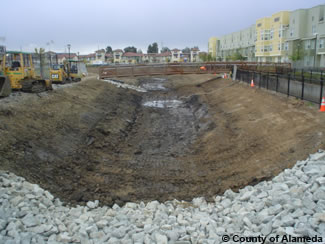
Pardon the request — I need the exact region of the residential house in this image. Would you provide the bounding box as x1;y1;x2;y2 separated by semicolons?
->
105;53;113;63
113;49;123;63
190;48;200;62
171;49;181;62
79;53;96;63
56;53;78;64
94;49;106;64
121;52;144;64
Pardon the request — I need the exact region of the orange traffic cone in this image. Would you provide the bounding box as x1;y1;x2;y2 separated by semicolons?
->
320;97;325;112
250;79;255;87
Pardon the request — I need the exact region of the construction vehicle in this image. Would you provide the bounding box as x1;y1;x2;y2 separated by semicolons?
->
0;46;11;97
0;49;52;97
49;59;87;84
49;63;69;84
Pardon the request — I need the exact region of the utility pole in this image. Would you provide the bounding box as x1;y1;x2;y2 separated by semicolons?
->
67;44;71;77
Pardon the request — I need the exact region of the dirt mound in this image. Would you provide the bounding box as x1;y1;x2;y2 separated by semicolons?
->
1;74;325;206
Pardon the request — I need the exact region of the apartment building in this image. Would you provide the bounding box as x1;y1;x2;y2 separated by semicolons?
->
208;37;218;58
209;3;325;67
255;11;290;62
218;25;256;61
284;4;325;67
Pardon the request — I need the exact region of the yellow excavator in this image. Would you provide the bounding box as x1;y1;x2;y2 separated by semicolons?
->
0;48;52;97
50;59;87;84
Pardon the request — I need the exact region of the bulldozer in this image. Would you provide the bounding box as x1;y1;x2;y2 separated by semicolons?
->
0;48;52;97
49;59;87;84
0;45;11;97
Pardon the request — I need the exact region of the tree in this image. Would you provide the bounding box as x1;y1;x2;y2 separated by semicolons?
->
137;49;143;54
289;42;304;62
231;51;245;61
182;47;191;54
200;53;216;62
161;47;170;53
124;46;137;53
199;52;208;62
106;46;113;53
34;47;45;54
147;42;158;53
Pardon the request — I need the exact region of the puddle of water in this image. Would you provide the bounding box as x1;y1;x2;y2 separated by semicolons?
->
143;100;183;108
101;78;147;92
141;83;166;91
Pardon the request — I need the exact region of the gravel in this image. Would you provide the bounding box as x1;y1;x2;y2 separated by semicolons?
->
1;150;325;243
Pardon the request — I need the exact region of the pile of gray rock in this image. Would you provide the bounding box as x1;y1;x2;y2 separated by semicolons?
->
1;151;325;243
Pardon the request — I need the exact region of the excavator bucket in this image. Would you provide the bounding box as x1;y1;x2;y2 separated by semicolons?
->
0;76;12;97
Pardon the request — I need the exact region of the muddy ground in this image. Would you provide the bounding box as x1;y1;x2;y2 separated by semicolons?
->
1;73;325;206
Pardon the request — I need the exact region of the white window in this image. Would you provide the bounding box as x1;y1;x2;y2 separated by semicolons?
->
264;30;269;40
312;25;317;35
269;45;273;52
290;29;294;37
320;39;324;49
278;43;281;51
285;42;288;50
261;46;263;52
261;31;264;40
279;28;283;38
270;29;274;40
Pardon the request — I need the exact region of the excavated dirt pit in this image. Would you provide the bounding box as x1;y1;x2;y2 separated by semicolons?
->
1;74;325;206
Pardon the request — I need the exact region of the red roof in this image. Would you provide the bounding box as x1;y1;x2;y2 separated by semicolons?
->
57;53;77;59
191;48;199;51
105;53;113;57
79;53;95;58
156;52;172;57
122;52;144;57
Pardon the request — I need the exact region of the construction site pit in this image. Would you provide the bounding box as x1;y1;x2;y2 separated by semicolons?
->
1;72;325;207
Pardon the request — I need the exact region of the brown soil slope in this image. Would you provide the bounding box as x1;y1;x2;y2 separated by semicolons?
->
0;74;324;206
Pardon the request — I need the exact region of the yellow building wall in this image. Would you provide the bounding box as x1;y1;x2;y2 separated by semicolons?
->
255;11;289;62
208;37;218;58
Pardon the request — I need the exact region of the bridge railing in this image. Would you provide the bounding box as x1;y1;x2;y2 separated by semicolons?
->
99;62;292;79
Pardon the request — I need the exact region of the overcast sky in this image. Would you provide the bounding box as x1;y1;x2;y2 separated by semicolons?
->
2;0;324;54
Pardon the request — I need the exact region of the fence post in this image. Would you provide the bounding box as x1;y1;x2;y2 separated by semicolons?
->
259;71;261;88
320;77;324;108
293;68;296;81
266;72;269;90
287;74;291;97
301;70;305;100
276;74;279;92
